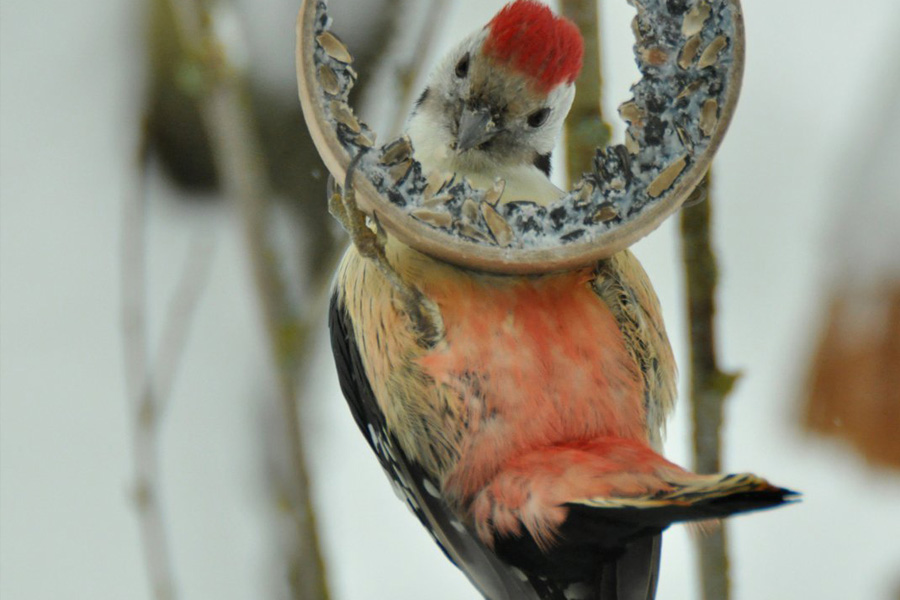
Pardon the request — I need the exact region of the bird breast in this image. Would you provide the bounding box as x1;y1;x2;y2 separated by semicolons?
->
413;264;649;502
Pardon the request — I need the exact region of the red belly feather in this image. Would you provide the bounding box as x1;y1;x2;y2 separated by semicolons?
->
416;267;647;502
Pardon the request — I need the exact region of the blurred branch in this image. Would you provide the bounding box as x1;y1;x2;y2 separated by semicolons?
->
679;171;740;600
122;122;177;600
164;1;331;598
121;120;216;600
560;0;612;187
122;123;151;419
804;286;900;468
387;0;451;137
146;0;218;189
563;4;736;597
154;233;217;410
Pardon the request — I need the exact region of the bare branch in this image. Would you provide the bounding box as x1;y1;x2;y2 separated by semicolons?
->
128;223;214;600
152;231;216;413
562;6;735;598
122;121;180;600
359;0;452;139
165;1;331;597
122;121;151;406
679;171;740;600
387;0;451;137
560;0;612;187
122;120;200;600
122;108;218;600
131;422;177;600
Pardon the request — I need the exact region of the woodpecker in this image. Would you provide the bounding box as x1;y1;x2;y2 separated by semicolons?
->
329;2;794;599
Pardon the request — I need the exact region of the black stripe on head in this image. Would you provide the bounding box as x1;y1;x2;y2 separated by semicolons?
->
533;152;552;177
415;87;430;110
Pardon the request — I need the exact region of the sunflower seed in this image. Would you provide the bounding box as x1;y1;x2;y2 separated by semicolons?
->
612;145;633;178
648;156;688;198
641;46;669;66
700;99;718;137
388;158;413;182
481;202;513;247
457;222;492;243
330;101;361;133
676;80;703;100
380;136;413;165
618;101;644;125
411;208;452;228
461;198;480;223
422;193;453;209
697;35;728;69
609;177;626;191
592;203;619;222
574;181;595;207
424;172;454;199
357;129;376;148
317;64;341;96
682;2;711;37
483;179;506;206
675;123;694;152
625;130;640;154
631;16;645;44
316;31;353;64
678;35;702;69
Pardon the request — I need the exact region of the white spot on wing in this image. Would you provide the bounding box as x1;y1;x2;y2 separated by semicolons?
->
390;479;406;502
564;583;591;599
423;479;441;498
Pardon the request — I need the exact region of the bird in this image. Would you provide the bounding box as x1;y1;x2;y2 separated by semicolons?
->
328;2;795;598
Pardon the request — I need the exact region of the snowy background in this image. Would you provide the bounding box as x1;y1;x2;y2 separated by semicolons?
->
2;0;900;599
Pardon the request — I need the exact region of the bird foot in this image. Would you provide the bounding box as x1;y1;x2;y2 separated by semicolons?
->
327;153;386;262
329;153;444;347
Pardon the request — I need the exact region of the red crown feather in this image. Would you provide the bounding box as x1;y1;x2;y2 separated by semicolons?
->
484;0;584;93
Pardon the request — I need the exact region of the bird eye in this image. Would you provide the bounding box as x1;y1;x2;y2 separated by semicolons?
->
455;53;470;78
527;108;551;128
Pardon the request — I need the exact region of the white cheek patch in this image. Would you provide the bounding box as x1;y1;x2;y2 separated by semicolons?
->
407;109;453;167
528;84;575;155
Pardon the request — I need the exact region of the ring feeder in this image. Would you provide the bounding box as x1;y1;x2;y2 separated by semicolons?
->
296;0;745;274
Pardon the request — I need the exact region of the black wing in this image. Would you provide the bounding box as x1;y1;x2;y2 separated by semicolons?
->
329;291;546;600
492;510;662;600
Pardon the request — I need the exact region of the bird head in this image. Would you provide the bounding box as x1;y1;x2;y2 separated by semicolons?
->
408;1;584;175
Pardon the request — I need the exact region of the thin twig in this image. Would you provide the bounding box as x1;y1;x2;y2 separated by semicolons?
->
560;0;612;187
122;121;179;600
679;171;740;600
152;232;217;411
563;6;735;598
123;122;151;408
387;0;451;137
132;228;215;600
122;118;217;600
166;1;331;598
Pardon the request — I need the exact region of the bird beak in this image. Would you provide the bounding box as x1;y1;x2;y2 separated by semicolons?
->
455;106;498;153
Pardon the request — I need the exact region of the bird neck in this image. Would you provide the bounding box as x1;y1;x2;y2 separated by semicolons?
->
406;112;564;207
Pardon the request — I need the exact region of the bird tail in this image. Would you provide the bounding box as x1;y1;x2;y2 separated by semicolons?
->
474;437;797;599
472;437;796;550
568;470;796;600
571;470;797;521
